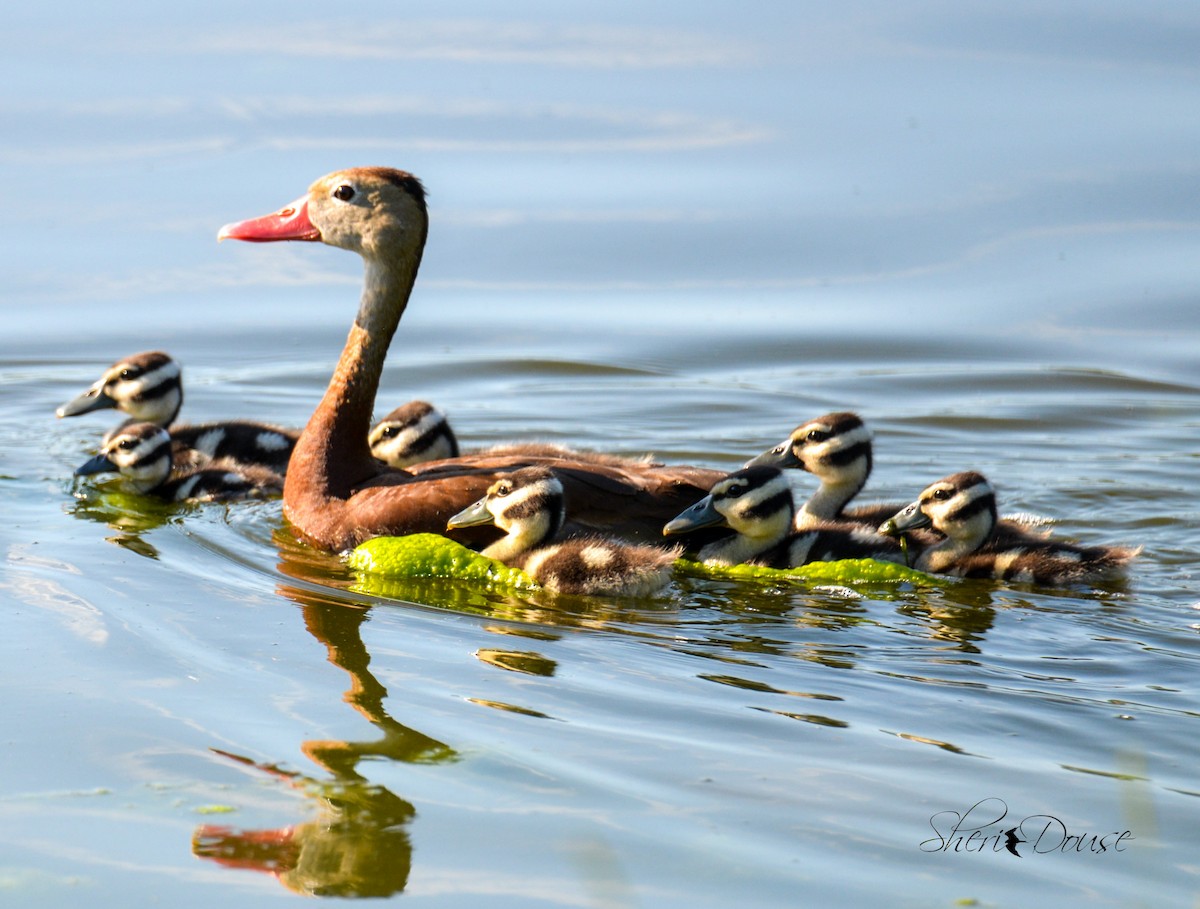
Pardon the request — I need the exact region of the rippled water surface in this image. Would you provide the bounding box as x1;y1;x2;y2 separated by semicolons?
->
3;2;1200;907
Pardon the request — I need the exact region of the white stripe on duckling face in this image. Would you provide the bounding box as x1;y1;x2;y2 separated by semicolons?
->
792;415;872;473
369;406;451;466
104;358;182;425
918;475;994;539
101;424;173;492
478;470;564;562
711;469;794;540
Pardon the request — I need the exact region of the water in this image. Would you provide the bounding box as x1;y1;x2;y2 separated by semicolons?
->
3;2;1200;906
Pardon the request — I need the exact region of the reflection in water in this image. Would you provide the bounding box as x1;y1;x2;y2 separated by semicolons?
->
193;752;417;898
193;574;458;898
67;484;181;558
475;648;558;676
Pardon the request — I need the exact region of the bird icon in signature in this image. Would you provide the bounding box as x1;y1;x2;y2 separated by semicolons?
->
1003;826;1024;857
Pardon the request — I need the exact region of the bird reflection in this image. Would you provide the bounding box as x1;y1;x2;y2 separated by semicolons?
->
192;569;457;898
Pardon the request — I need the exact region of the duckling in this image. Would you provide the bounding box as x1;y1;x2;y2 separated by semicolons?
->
57;350;299;473
446;466;679;596
370;401;664;471
745;412;908;529
74;422;283;503
879;471;1137;584
369;400;460;467
663;465;906;568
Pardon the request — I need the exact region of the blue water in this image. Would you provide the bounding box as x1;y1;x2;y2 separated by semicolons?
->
2;2;1199;907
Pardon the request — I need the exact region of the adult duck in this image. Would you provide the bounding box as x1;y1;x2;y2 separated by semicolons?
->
219;167;721;551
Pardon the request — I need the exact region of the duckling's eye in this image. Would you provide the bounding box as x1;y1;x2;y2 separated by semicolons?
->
495;483;511;497
117;438;137;450
931;488;951;501
806;430;829;443
380;426;399;439
119;367;141;380
725;484;745;498
332;184;356;202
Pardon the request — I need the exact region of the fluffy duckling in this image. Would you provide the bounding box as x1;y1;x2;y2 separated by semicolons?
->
446;466;679;596
57;350;298;473
663;465;906;568
879;471;1137;584
74;422;283;502
369;400;460;467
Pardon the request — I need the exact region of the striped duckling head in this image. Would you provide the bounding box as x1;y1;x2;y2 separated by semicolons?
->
881;471;997;552
746;411;873;522
369;400;460;468
74;421;173;494
664;465;794;547
57;351;183;428
447;466;564;561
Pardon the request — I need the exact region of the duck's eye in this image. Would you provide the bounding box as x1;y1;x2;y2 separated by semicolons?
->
117;438;137;450
119;367;139;380
931;488;951;500
724;484;745;498
806;430;829;443
495;483;511;497
380;426;399;439
332;184;355;202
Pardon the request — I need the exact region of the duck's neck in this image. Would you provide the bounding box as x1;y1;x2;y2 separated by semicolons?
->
797;476;863;527
482;511;555;562
286;256;418;503
916;512;995;573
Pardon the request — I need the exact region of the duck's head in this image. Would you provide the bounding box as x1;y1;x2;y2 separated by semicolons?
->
75;421;173;493
747;411;873;485
663;465;793;540
447;466;565;544
57;350;182;427
369;400;459;468
880;471;996;543
218;167;428;263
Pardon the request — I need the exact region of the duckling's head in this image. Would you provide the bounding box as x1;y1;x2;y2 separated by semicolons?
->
447;466;565;546
56;351;182;427
881;471;997;545
74;422;173;494
664;465;794;542
747;412;873;486
369;400;459;468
